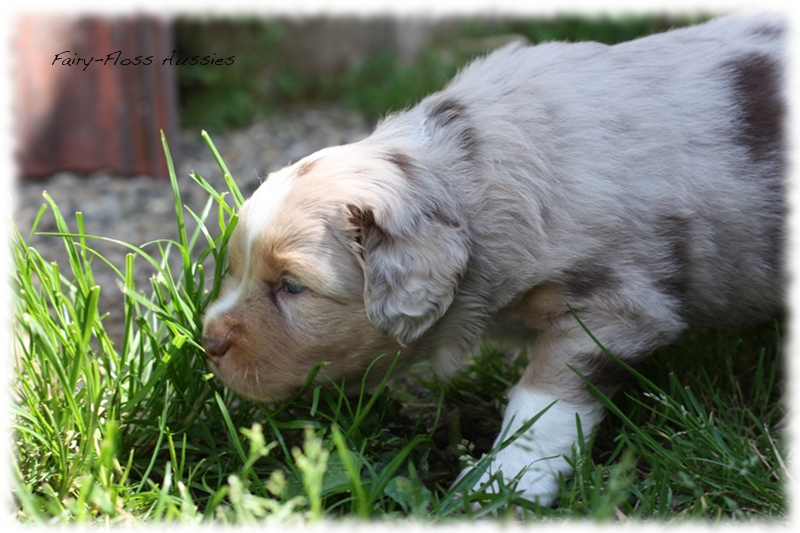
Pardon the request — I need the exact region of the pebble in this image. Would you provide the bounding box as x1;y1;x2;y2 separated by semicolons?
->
12;107;373;343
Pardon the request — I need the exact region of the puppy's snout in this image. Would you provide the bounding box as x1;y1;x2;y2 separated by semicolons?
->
202;334;231;363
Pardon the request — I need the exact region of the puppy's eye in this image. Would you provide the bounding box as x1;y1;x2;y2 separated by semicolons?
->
283;280;307;295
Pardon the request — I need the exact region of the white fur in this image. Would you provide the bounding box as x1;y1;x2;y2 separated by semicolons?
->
202;283;243;324
244;166;296;250
203;165;298;323
462;386;605;506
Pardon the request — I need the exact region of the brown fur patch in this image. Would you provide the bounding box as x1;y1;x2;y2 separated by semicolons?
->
294;158;320;178
564;265;618;300
498;283;570;332
384;150;415;179
427;97;480;159
725;53;785;165
428;97;466;127
653;215;692;312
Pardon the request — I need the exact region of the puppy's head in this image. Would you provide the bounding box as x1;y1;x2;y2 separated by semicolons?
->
201;143;470;404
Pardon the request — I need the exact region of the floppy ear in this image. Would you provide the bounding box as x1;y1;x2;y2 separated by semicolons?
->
343;196;470;346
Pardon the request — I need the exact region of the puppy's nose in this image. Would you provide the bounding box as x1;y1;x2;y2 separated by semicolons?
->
202;335;231;362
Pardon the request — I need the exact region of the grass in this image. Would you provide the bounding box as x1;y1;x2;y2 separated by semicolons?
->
10;132;786;524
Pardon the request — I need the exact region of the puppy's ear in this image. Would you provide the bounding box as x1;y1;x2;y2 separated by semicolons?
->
344;197;469;346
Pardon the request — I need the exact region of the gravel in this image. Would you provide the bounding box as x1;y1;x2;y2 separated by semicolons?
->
12;107;373;342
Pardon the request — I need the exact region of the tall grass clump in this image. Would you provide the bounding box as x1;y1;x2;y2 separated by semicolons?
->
10;132;463;524
10;132;787;524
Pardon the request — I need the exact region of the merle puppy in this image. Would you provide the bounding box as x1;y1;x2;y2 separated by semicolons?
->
202;15;785;505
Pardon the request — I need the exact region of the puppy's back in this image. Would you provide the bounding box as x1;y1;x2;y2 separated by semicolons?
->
416;15;786;328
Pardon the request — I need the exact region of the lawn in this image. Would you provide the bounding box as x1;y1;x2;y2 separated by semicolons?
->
10;132;786;524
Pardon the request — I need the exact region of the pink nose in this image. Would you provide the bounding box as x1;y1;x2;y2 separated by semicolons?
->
202;335;231;363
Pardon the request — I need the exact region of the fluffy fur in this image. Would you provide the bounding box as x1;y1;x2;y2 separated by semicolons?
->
202;14;785;505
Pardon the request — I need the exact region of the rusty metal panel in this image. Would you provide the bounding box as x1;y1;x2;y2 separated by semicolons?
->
15;16;179;179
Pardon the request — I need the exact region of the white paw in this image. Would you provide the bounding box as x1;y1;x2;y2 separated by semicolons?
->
456;440;569;507
456;386;605;507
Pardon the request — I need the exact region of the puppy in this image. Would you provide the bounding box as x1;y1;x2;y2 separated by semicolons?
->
202;15;785;506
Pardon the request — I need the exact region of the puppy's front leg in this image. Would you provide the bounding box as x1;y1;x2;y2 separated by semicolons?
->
462;289;683;506
465;383;604;507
